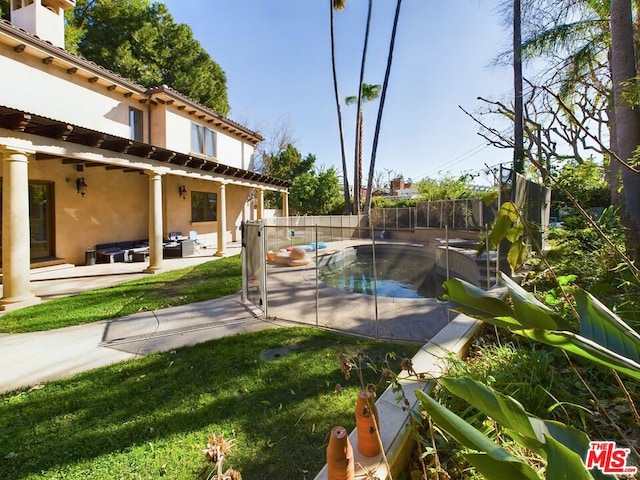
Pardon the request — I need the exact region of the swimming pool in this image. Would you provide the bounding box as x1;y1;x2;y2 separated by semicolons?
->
318;244;444;299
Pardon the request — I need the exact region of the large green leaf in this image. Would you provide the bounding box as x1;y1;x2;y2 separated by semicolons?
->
464;453;542;480
574;288;640;363
441;377;540;442
415;390;541;480
442;377;599;468
441;279;515;320
507;239;529;271
490;214;515;246
506;223;525;242
545;434;596;480
519;329;640;381
540;420;613;480
500;273;571;330
498;201;519;221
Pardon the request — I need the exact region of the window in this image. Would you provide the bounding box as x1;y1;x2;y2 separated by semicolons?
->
129;107;143;141
191;123;216;157
13;0;34;10
191;191;217;222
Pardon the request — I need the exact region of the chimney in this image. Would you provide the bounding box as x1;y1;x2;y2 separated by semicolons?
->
10;0;76;48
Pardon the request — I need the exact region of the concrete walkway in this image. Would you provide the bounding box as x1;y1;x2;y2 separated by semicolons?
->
0;243;287;394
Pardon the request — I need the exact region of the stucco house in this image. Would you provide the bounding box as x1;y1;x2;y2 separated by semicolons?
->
0;0;290;311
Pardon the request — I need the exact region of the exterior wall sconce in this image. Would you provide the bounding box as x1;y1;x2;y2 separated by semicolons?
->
179;185;187;199
76;177;88;197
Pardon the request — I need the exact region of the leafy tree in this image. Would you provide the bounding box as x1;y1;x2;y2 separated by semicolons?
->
0;0;8;20
518;0;617;201
65;0;230;115
262;144;315;182
289;167;341;215
416;175;472;201
262;144;341;214
553;159;610;212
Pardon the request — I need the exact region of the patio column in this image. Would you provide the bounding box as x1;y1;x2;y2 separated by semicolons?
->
281;191;289;217
144;170;164;273
0;147;40;311
215;181;227;256
256;187;264;220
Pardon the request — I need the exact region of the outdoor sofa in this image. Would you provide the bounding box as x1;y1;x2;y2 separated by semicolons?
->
95;240;149;263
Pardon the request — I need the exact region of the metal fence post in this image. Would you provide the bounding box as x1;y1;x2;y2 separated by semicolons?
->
261;222;269;318
485;225;490;290
315;224;319;327
452;200;456;229
371;223;379;340
465;199;469;230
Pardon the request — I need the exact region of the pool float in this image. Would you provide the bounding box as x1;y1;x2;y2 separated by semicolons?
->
284;242;328;252
287;246;312;266
269;247;312;266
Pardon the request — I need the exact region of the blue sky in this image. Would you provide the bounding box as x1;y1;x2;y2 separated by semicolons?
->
162;0;515;186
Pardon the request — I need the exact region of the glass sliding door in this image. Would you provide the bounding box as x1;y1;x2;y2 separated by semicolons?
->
28;182;54;260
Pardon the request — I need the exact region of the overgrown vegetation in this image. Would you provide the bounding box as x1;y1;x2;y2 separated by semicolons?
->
401;197;640;479
0;327;418;479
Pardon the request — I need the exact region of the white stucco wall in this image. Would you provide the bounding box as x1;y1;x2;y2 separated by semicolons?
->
0;48;141;138
161;109;253;169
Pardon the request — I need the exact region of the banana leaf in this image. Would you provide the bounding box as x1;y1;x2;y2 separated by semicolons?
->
442;377;605;477
415;390;541;480
574;288;640;364
545;434;596;480
500;272;571;330
519;329;640;381
441;279;515;322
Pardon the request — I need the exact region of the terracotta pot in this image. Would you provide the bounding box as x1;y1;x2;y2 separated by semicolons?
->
326;425;355;480
355;390;381;457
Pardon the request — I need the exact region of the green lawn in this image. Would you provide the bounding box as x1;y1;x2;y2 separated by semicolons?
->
0;327;418;479
0;256;243;333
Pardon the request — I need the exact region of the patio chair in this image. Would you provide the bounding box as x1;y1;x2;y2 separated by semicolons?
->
188;230;201;249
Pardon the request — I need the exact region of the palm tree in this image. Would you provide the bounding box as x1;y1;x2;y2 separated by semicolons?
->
351;0;374;216
520;0;615;201
330;0;352;214
363;0;403;216
610;0;640;259
513;0;524;176
346;83;381;215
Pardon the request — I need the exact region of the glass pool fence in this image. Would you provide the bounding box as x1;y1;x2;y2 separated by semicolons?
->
242;199;496;344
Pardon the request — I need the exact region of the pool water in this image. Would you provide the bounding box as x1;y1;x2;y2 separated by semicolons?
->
319;249;444;299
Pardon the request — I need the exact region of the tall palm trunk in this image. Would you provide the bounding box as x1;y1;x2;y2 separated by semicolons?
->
607;97;623;206
356;111;363;208
353;0;373;216
513;0;524;176
364;0;402;216
610;0;640;259
330;0;352;214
